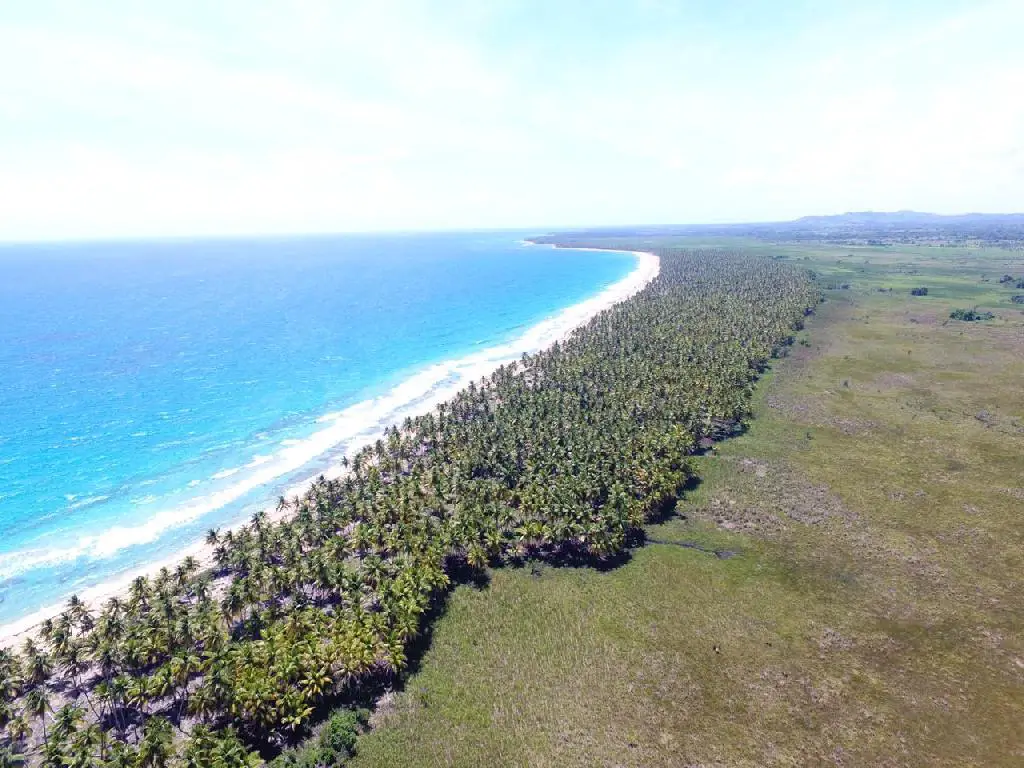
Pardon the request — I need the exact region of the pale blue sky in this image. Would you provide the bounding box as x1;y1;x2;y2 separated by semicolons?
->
1;0;1022;239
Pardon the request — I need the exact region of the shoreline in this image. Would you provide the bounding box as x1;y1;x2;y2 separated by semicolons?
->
0;243;660;648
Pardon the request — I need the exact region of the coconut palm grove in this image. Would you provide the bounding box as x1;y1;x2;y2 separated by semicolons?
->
0;247;819;766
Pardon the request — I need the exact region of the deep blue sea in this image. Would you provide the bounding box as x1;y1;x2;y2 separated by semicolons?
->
0;232;635;626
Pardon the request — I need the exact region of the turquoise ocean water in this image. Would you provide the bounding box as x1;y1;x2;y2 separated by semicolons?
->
0;232;635;626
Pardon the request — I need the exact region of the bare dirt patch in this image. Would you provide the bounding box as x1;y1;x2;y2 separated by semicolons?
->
765;394;878;436
873;372;917;390
695;458;857;535
904;312;944;327
367;691;401;730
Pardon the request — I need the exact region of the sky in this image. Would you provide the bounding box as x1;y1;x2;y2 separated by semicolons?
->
0;0;1022;240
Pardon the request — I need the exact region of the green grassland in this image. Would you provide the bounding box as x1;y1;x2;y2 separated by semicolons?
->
350;241;1024;767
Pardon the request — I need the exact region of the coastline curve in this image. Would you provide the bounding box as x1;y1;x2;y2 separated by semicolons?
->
0;242;660;647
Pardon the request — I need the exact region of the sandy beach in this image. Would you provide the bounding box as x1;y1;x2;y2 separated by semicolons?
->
0;244;660;649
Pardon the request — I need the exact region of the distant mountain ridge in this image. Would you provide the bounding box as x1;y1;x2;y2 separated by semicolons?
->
540;210;1024;246
792;211;1024;227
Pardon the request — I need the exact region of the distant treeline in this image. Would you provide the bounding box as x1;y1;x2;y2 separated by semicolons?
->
540;211;1024;249
0;247;819;767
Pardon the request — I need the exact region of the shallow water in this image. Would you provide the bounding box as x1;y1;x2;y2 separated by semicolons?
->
0;231;635;625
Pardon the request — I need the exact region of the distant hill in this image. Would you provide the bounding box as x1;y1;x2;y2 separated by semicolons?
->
791;211;1024;228
541;211;1024;246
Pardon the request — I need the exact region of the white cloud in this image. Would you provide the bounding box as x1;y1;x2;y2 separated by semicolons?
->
0;0;1021;238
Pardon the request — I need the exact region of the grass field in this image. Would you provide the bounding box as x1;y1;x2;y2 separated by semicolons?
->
350;241;1024;767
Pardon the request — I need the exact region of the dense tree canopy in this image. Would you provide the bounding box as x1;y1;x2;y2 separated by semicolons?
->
0;247;818;766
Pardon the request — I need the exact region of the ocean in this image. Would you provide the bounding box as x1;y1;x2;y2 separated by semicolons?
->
0;232;637;627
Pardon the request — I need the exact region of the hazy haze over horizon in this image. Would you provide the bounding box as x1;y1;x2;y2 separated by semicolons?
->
1;0;1022;240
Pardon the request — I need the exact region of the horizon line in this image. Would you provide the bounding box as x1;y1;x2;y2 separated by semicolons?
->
3;210;1024;246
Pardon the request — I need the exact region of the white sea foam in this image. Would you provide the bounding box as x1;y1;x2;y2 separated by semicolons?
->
66;495;110;512
0;245;659;641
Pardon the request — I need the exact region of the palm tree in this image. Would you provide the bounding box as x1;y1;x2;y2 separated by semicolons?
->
136;717;174;768
104;740;139;768
66;722;104;768
23;688;50;749
5;710;32;747
51;703;85;740
183;726;260;768
0;243;821;759
187;682;219;725
128;576;151;611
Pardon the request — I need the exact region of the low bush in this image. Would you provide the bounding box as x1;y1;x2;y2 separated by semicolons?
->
949;308;995;321
271;709;370;767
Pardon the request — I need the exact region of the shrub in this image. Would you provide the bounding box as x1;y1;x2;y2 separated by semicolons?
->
271;709;369;768
319;709;367;757
910;287;929;296
949;308;995;321
998;274;1015;283
1011;295;1024;305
